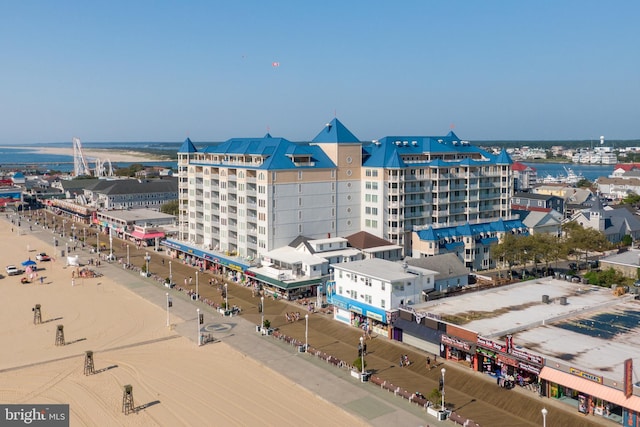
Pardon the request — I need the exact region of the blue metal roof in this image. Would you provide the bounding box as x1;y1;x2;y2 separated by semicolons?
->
416;219;528;242
494;150;513;165
178;137;198;153
198;136;336;170
312;118;360;143
363;133;495;168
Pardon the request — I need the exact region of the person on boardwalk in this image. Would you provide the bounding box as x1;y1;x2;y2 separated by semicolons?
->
427;356;431;370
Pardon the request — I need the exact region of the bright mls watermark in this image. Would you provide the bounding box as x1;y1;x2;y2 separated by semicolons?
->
1;405;69;426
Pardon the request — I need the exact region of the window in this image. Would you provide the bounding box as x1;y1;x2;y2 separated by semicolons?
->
380;299;386;309
381;282;385;291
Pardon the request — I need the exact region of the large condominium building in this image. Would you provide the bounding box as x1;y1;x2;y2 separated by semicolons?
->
176;118;513;263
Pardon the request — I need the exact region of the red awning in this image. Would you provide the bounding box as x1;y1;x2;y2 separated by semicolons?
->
131;230;165;240
540;367;640;410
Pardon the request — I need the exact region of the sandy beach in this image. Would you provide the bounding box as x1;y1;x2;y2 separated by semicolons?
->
3;146;171;163
0;219;368;426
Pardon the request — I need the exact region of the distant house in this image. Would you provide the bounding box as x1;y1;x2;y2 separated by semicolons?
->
596;177;640;200
511;192;564;216
404;253;468;293
345;231;403;261
515;209;563;236
570;197;640;243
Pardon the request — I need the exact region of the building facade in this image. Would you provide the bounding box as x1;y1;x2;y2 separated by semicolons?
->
176;118;513;268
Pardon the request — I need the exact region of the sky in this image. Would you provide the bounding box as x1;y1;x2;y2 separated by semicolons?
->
0;1;639;144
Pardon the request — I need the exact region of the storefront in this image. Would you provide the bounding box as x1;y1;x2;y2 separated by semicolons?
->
441;334;475;366
329;293;390;338
161;238;252;281
475;336;543;389
540;366;640;423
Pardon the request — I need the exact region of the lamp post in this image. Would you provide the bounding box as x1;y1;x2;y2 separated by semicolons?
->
305;314;309;352
196;308;201;346
196;271;199;301
360;336;365;378
65;242;69;257
260;296;264;331
169;261;172;285
224;283;228;312
145;252;150;276
83;227;86;245
166;292;170;327
441;368;446;411
109;229;113;260
62;219;66;237
541;407;548;427
96;232;99;255
127;245;130;266
71;224;76;241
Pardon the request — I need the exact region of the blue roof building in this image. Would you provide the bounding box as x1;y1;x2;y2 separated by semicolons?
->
174;118;514;272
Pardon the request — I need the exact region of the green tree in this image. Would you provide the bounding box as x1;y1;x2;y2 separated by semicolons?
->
160;200;179;216
576;178;593;188
621;192;640;206
563;222;611;265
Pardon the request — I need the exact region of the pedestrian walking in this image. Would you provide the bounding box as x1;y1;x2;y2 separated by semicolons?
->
40;276;44;285
71;278;75;287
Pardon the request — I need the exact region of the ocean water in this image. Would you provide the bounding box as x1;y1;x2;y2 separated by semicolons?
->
0;143;179;173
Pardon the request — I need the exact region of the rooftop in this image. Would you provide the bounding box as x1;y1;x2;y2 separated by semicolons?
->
413;277;639;382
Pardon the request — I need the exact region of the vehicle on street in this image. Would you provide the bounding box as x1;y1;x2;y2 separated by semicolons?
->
6;265;20;276
36;252;51;261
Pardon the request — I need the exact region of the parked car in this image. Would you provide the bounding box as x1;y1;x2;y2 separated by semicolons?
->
5;265;20;276
36;252;51;261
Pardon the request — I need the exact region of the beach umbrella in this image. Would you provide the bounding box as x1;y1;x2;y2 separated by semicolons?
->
22;259;37;267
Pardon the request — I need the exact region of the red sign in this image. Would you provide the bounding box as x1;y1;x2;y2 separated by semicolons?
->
477;336;507;353
625;358;633;398
441;334;472;351
510;347;544;365
497;354;518;367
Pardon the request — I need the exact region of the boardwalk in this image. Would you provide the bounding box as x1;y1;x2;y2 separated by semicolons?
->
34;210;608;427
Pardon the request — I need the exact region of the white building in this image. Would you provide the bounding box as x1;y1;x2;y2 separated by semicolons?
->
327;258;436;333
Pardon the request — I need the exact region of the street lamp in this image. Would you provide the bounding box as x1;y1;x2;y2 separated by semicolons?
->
145;252;150;276
83;227;86;246
127;245;130;266
359;336;365;378
441;368;446;411
166;292;170;327
305;314;309;352
71;224;76;241
224;283;228;313
196;308;201;346
196;271;199;301
260;296;264;331
541;407;548;427
96;232;99;255
169;261;172;285
62;219;66;237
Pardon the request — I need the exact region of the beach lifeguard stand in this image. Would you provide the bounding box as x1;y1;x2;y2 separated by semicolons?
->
84;351;94;376
33;304;42;325
55;324;65;346
122;385;135;415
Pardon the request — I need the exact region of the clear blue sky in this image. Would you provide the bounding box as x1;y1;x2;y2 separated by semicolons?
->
1;1;639;144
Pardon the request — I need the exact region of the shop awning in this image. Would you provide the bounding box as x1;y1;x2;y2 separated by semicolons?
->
131;230;164;239
540;367;640;411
